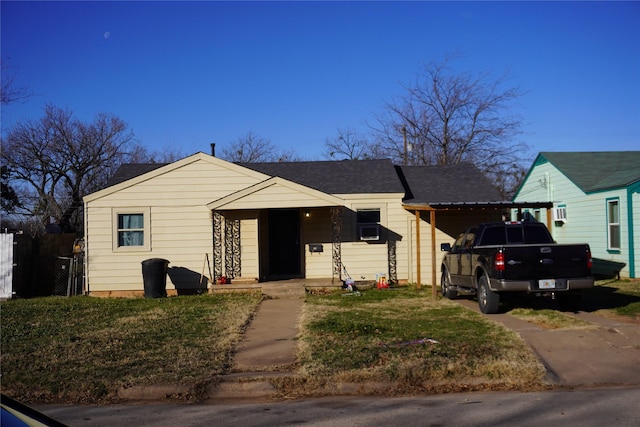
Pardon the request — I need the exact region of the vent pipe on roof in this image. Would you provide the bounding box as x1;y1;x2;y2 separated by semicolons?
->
210;143;216;157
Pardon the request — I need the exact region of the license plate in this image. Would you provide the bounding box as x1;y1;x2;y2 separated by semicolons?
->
539;279;556;289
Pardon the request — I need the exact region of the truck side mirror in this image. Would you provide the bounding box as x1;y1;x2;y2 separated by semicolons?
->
441;243;451;252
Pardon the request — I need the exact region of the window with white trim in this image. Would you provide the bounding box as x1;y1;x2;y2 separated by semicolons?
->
113;208;151;251
607;199;620;250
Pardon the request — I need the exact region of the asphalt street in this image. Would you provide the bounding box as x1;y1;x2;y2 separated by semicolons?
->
37;388;640;427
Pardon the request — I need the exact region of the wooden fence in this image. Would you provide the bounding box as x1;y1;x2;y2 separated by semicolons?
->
4;233;82;298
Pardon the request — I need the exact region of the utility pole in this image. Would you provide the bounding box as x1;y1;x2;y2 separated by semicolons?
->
402;125;407;166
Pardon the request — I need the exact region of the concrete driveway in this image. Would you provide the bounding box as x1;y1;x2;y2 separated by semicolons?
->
455;298;640;387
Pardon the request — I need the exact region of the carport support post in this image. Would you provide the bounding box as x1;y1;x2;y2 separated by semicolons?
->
415;210;421;289
431;209;437;298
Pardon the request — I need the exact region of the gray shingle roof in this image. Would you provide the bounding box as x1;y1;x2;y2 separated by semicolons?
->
107;163;167;187
398;163;502;204
105;157;502;204
241;159;406;194
539;151;640;192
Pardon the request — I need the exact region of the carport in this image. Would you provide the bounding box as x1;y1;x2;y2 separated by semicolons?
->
403;201;554;296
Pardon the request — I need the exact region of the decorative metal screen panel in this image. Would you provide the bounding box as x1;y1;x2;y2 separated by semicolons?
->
331;207;342;282
213;211;223;280
387;239;397;283
224;218;241;278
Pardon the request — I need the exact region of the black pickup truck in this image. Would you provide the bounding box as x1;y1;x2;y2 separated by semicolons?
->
440;221;594;314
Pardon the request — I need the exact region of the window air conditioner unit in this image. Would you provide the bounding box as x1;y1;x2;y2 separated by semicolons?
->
553;206;567;223
359;224;380;241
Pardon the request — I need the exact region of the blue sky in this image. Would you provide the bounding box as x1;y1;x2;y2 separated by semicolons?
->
2;1;639;161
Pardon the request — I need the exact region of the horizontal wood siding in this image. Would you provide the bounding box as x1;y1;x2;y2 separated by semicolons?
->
302;208;333;279
300;198;412;282
239;217;259;281
515;161;632;277
339;198;403;282
85;158;263;292
220;184;338;210
86;205;213;292
634;192;640;278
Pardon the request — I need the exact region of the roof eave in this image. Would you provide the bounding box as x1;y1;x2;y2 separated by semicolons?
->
402;201;554;211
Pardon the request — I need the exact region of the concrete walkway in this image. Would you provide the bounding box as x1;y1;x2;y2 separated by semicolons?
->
205;281;309;401
232;297;302;371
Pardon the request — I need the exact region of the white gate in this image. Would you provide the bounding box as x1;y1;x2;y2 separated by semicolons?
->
1;233;14;298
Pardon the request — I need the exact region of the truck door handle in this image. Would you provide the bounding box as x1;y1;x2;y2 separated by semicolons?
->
539;258;554;265
507;260;522;265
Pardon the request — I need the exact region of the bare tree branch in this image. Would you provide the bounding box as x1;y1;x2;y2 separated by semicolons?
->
219;131;301;162
370;56;530;197
1;59;32;105
322;128;377;160
1;104;139;234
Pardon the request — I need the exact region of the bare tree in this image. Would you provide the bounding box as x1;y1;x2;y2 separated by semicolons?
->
219;131;301;162
1;165;21;214
371;56;529;197
131;145;185;164
1;59;32;105
322;128;379;160
1;104;139;234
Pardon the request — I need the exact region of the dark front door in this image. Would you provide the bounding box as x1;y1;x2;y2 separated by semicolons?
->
268;209;301;279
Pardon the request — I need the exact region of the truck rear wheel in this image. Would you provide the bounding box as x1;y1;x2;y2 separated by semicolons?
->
441;269;457;299
478;276;500;314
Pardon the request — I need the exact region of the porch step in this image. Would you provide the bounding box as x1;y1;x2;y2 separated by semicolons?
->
210;279;341;299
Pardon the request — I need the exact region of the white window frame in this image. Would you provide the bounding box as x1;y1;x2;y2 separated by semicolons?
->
112;207;151;252
606;198;620;251
355;206;384;242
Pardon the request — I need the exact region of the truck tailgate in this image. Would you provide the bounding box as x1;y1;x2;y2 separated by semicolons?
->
501;244;591;280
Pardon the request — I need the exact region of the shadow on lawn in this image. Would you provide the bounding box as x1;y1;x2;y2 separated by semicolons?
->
459;279;640;315
503;279;640;314
579;279;640;313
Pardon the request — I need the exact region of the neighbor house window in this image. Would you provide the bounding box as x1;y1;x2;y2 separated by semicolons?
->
607;198;620;251
113;208;151;251
357;208;381;241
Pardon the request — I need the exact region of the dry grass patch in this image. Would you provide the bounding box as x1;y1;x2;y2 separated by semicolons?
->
507;308;596;330
293;288;546;397
0;292;262;404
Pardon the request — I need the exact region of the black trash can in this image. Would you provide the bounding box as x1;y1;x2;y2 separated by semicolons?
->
141;258;170;298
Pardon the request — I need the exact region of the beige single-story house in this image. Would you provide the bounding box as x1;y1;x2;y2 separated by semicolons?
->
83;152;550;296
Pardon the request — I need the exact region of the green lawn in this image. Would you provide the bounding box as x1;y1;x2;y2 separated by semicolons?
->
3;279;635;404
1;292;262;403
292;287;546;396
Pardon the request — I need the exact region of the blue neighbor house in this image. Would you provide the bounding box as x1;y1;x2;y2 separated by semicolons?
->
513;151;640;279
